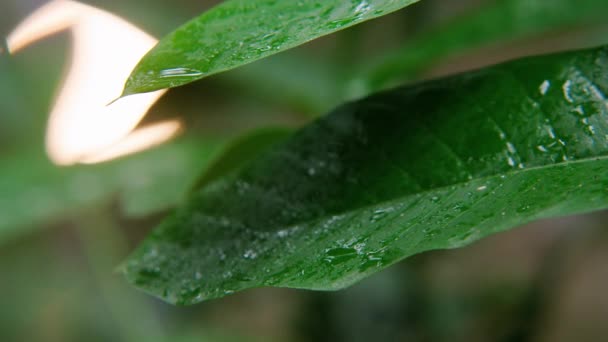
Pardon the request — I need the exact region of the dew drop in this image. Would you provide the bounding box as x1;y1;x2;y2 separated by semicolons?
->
354;0;371;15
159;67;204;78
562;80;574;103
243;249;258;260
507;157;516;167
506;142;516;154
539;80;550;95
370;208;391;223
545;125;557;139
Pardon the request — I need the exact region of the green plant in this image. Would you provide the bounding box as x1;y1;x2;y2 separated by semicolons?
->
3;0;608;309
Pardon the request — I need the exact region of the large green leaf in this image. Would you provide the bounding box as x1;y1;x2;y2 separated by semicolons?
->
122;0;420;95
123;46;608;305
358;0;608;93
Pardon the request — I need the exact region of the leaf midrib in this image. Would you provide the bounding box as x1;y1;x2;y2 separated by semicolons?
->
248;153;608;235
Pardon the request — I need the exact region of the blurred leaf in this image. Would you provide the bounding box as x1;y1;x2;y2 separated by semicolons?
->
220;52;340;115
0;138;222;242
115;139;223;218
122;0;420;95
359;0;608;92
123;46;608;304
0;52;31;147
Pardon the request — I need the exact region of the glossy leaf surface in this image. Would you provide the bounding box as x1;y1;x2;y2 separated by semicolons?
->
123;46;608;304
122;0;419;95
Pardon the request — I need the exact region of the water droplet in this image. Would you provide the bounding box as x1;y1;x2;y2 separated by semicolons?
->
243;249;258;260
562;80;574;103
476;185;487;191
507;157;516;167
448;228;481;247
370;208;392;222
354;1;371;15
506;142;516;154
539;80;550;95
159;67;203;78
545;125;556;139
323;246;358;264
536;145;548;153
353;242;366;254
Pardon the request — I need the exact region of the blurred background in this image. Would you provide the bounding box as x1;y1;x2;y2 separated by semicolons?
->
1;0;608;341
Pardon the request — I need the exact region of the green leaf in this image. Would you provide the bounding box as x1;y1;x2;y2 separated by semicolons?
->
358;0;608;92
122;0;420;95
123;46;608;305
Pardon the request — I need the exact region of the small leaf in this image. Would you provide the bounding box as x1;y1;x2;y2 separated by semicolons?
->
122;0;420;95
123;46;608;305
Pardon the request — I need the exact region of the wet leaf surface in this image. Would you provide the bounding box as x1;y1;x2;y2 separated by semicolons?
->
123;46;608;305
123;0;419;95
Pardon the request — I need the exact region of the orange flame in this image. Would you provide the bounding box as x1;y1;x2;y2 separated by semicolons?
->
7;0;182;165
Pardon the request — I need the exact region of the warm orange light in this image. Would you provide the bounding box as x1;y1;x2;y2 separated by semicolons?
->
7;0;182;165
